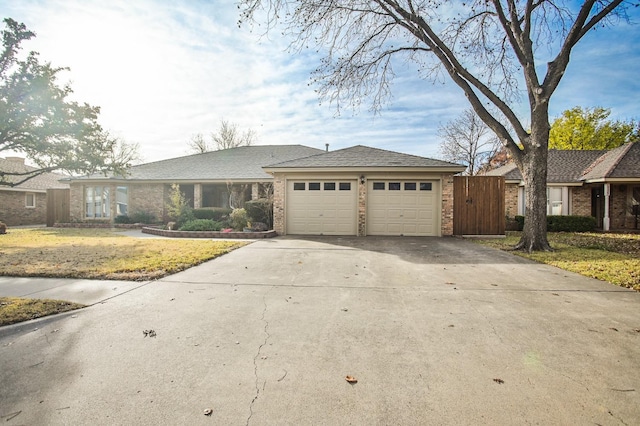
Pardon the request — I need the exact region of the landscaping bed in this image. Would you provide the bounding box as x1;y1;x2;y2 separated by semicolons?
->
141;226;277;239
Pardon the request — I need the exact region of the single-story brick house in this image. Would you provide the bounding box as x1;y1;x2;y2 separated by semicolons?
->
65;144;465;236
485;142;640;231
0;157;69;226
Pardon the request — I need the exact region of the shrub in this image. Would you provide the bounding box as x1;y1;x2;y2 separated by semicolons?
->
547;215;596;232
514;215;596;232
178;219;223;232
244;199;273;228
130;211;157;224
114;215;131;224
167;184;195;227
230;208;249;230
193;208;232;221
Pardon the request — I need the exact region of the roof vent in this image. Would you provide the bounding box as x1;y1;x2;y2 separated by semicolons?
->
325;143;329;152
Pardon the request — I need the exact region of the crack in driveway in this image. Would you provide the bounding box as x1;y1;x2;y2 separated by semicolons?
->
246;293;270;426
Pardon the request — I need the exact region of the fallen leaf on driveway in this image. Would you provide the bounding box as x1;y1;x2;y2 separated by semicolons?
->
204;408;213;416
493;378;504;384
345;375;358;383
143;330;157;338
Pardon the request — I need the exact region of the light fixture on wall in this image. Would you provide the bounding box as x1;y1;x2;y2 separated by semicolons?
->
360;175;365;184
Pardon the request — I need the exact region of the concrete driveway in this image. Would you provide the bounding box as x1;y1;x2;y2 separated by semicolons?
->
1;236;639;425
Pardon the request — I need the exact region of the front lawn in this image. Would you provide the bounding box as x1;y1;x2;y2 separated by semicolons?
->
474;232;640;290
0;228;248;281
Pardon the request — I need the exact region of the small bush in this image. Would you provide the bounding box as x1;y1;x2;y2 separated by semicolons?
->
547;215;596;232
193;208;232;221
114;215;131;224
230;208;249;230
130;211;157;224
179;219;223;232
245;199;273;228
514;215;525;231
514;215;596;232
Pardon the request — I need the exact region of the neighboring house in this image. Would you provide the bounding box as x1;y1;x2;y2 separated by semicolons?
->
485;142;640;230
65;144;465;236
0;157;69;226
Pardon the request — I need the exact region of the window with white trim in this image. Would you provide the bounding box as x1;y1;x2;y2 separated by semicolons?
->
85;186;110;218
116;186;128;216
25;193;36;208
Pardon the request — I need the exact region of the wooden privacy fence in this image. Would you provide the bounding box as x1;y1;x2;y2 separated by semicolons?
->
453;176;505;235
46;188;70;227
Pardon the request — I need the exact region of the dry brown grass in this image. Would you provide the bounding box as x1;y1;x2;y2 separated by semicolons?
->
0;228;248;281
0;297;84;326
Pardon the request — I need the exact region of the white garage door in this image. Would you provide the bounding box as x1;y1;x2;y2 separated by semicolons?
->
367;180;439;236
286;180;358;235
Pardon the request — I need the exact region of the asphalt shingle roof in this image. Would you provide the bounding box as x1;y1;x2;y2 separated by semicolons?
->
266;145;464;169
0;157;69;190
82;145;326;181
581;142;640;180
483;143;639;183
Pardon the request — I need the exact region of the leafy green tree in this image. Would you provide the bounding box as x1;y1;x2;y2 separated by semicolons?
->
0;18;138;187
239;1;634;252
549;107;635;150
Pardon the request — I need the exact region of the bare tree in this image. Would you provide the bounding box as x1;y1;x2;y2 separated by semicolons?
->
239;1;633;251
212;119;256;150
439;108;500;175
187;133;212;154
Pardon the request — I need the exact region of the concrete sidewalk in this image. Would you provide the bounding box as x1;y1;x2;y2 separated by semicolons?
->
1;237;639;425
0;277;149;305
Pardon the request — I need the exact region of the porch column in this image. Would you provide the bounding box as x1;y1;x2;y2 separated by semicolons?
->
252;183;259;200
603;183;611;231
194;184;202;209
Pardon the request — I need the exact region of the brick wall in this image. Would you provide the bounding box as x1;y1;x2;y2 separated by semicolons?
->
272;174;285;234
441;173;454;236
0;191;47;226
571;186;591;216
505;184;519;218
129;183;165;222
358;179;366;236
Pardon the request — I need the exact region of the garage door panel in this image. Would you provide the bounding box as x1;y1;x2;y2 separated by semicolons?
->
287;181;357;235
367;180;439;236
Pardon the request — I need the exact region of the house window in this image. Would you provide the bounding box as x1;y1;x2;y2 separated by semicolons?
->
293;183;305;191
373;182;385;190
116;186;128;216
339;182;351;191
389;182;401;190
404;182;417;191
309;182;321;190
324;182;336;190
25;193;36;208
547;187;563;215
85;186;110;218
420;182;432;191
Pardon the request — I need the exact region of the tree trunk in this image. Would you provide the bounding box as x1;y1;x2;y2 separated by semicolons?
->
514;111;552;252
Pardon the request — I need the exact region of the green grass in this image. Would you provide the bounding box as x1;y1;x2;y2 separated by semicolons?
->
0;297;85;326
0;228;248;281
474;232;640;290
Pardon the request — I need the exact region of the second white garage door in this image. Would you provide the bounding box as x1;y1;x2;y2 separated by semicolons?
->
367;180;439;236
286;180;358;235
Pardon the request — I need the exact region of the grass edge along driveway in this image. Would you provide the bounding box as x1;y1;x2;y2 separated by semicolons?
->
473;231;640;291
0;228;248;281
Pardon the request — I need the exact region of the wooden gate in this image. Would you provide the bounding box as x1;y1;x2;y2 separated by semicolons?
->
453;176;505;235
46;188;70;227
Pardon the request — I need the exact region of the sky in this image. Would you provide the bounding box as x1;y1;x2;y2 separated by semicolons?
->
1;0;639;164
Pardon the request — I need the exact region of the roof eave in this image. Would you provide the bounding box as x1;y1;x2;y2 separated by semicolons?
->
263;166;467;174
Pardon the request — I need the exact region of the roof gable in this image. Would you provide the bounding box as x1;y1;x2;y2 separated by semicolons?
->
0;157;69;190
265;145;465;169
